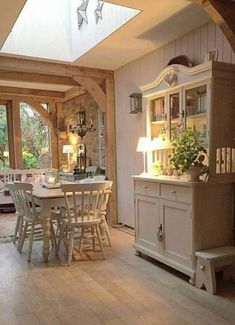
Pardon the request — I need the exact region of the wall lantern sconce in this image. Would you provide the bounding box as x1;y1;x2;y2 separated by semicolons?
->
129;93;142;114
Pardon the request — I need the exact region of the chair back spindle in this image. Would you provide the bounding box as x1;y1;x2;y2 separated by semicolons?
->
61;183;107;224
14;182;37;221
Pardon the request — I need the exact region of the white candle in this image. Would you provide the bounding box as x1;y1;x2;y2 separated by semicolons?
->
48;176;55;184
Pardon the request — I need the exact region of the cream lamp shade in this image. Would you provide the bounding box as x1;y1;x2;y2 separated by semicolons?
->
63;145;74;154
136;137;152;152
136;137;152;176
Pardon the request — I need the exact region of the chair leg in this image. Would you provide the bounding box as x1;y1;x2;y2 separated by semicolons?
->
17;217;23;251
50;221;57;250
19;221;28;253
68;229;75;266
91;225;95;251
78;226;85;253
56;221;63;256
13;215;20;245
104;220;112;247
28;223;35;262
95;223;105;259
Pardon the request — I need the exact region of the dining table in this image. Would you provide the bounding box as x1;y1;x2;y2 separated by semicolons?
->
32;181;109;263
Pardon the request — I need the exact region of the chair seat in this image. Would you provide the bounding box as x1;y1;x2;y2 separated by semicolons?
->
63;218;100;227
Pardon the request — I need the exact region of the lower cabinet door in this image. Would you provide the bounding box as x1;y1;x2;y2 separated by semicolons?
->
159;199;193;268
135;194;160;252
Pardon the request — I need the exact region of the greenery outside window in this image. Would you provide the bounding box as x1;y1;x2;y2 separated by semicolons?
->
0;105;10;170
20;102;51;169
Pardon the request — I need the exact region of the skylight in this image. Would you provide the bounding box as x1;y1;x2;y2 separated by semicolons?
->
1;0;140;62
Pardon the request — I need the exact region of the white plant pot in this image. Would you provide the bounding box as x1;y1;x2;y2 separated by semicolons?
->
186;166;204;182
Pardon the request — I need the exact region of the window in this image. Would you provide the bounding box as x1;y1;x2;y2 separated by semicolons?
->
20;102;51;169
0;105;9;169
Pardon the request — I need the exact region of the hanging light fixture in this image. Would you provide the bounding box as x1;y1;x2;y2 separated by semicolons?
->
69;89;96;139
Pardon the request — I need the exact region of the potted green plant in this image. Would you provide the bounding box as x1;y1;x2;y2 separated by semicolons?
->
170;129;207;181
150;160;164;176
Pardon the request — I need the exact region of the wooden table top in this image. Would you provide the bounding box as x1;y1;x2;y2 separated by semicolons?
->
0;191;13;205
32;183;64;199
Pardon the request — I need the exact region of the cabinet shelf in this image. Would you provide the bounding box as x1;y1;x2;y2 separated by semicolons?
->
151;120;165;125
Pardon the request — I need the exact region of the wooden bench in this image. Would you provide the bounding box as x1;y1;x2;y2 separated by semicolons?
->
195;246;235;294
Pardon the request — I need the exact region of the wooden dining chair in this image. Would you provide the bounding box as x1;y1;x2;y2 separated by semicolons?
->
84;166;97;178
99;181;113;247
14;182;56;262
58;182;107;266
7;182;24;248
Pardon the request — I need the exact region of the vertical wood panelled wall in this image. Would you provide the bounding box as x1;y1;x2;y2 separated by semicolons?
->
115;22;235;227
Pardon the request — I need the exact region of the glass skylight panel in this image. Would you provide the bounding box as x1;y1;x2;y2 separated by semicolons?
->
1;0;140;62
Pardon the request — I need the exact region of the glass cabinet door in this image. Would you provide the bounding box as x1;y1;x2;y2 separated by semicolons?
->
184;84;207;139
150;96;166;140
169;92;181;140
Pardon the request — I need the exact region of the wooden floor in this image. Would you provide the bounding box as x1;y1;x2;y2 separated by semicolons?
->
0;228;235;325
0;212;16;238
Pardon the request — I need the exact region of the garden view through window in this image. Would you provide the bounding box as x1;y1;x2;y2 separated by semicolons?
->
20;102;50;169
0;105;9;170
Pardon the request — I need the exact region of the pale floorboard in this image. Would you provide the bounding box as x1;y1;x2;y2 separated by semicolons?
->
0;228;235;324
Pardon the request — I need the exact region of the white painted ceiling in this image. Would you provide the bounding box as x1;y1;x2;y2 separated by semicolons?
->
0;0;210;91
76;0;210;69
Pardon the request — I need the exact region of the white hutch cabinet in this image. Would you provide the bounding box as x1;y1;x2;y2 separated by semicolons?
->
133;61;235;283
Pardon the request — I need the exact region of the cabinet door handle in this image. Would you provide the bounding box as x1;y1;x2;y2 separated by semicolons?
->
171;190;176;194
157;224;164;241
143;186;148;190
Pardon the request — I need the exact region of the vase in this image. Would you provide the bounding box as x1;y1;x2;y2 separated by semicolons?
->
186;166;204;182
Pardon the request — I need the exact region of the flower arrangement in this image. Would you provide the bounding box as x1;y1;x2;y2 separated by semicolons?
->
170;129;207;172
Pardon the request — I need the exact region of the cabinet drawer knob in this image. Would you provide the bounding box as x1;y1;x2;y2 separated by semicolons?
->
171;190;176;194
143;186;148;190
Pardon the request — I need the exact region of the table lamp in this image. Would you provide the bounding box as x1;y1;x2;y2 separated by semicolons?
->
63;145;74;172
136;137;152;176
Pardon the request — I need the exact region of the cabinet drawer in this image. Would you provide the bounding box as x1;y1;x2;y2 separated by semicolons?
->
160;184;192;203
134;181;159;197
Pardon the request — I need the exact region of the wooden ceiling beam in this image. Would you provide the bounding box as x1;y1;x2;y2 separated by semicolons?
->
0;94;57;103
23;99;53;128
0;71;78;86
0;55;113;79
73;76;106;112
0;85;65;99
191;0;235;52
64;87;83;102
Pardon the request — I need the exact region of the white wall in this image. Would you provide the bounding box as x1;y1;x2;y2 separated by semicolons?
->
114;22;235;227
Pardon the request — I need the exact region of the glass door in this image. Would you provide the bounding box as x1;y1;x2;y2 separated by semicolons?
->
150;96;167;140
184;84;207;140
169;91;182;140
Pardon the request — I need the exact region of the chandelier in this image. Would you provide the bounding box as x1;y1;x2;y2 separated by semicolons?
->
68;90;96;139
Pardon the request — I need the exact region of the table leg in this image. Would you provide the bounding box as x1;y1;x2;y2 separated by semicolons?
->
41;201;51;263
